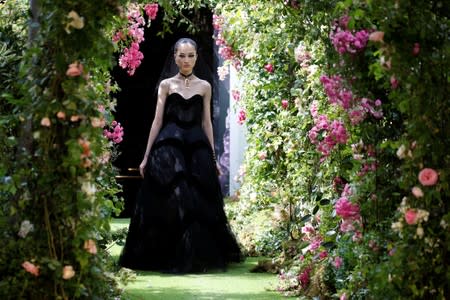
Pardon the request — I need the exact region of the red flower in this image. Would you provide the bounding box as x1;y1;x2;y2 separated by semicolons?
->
264;63;274;73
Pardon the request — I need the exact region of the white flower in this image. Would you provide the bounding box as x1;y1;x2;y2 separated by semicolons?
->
217;65;229;81
416;226;424;239
396;144;406;159
440;219;448;229
416;209;429;223
18;220;34;238
391;221;403;232
65;11;85;34
81;181;96;196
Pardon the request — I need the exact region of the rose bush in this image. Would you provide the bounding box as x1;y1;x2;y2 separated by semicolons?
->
216;0;449;298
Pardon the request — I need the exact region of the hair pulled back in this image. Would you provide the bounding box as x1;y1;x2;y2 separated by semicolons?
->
174;38;198;53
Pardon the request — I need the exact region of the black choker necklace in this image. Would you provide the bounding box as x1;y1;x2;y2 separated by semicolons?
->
179;72;193;88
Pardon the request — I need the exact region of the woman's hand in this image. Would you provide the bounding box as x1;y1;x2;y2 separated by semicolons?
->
216;162;222;176
139;159;147;178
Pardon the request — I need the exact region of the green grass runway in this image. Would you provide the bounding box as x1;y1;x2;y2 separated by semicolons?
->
110;219;294;300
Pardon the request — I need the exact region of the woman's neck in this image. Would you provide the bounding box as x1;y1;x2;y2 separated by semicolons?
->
179;72;194;88
179;71;193;78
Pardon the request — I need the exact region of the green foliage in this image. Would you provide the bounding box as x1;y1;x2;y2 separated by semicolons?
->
216;0;449;298
0;0;128;299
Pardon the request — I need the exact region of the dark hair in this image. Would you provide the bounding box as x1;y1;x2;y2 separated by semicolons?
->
174;38;198;53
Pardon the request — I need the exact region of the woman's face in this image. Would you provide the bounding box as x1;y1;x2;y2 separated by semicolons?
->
174;43;197;74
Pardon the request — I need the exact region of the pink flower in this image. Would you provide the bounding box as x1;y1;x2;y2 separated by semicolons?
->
56;111;66;120
308;237;322;252
333;256;343;268
40;117;51;127
103;120;124;143
338;15;350;29
22;261;40;276
237;109;246;125
335;197;360;219
390;75;399;89
264;63;274;73
352;231;363;242
258;151;267;160
62;265;75;280
66;61;83;77
412;42;420;56
405;209;418;225
84;239;97;255
212;14;224;30
319;250;328;259
340;293;348;300
340;219;355;232
144;3;159;20
112;31;125;43
298;266;312;287
411;186;424;198
369;31;384;42
281;99;289;109
231;89;241;101
418;168;438;186
119;42;144;76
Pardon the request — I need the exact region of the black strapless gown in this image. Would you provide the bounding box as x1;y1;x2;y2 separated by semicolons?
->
118;92;243;273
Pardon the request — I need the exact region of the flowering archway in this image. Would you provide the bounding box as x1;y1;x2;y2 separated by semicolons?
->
1;0;449;299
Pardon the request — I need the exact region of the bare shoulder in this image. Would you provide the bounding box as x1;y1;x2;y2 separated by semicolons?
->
198;79;211;94
159;78;171;88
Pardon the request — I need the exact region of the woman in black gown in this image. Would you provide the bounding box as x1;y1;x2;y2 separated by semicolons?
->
118;38;243;273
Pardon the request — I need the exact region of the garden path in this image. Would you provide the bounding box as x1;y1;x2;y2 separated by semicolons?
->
110;219;294;300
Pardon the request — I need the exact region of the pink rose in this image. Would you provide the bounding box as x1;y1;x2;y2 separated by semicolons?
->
281;99;289;109
390;75;399;89
411;186;424;198
40;117;51;127
70;115;81;122
62;265;75;280
418;168;438;186
66;61;83;77
405;209;418;225
369;31;384;42
56;111;66;120
264;63;274;73
144;3;159;20
333;256;343;269
22;261;40;276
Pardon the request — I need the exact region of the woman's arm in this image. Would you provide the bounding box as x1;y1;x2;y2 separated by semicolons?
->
201;82;215;153
201;82;220;175
139;80;169;177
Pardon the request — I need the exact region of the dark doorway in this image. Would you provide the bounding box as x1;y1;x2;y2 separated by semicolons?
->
112;8;219;217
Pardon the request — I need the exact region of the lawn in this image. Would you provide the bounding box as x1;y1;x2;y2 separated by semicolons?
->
110;219;294;300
